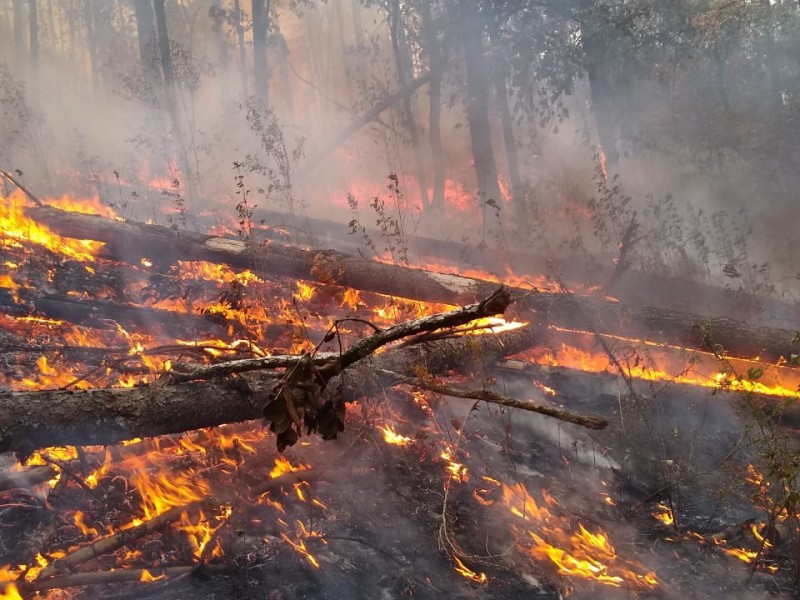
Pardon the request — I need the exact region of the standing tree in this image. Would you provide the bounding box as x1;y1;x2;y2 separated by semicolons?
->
252;0;269;105
459;0;502;206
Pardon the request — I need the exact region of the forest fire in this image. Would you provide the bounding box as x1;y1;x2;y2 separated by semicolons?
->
0;190;798;599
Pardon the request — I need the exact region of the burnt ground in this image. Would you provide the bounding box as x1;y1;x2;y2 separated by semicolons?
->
1;359;798;600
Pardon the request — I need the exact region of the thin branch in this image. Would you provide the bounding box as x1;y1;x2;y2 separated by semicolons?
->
376;369;608;430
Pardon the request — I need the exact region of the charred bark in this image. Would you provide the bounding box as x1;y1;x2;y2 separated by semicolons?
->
28;206;800;367
0;322;538;455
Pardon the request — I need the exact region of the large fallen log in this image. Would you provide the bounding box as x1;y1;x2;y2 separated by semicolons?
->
29;206;800;366
252;208;800;331
0;308;544;456
0;287;228;338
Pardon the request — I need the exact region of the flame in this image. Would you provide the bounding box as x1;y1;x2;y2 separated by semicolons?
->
269;456;311;479
294;281;317;302
516;327;800;400
380;425;412;446
440;449;469;482
74;511;99;537
130;468;210;520
653;503;674;526
452;555;487;583
0;584;21;600
500;483;658;590
341;288;362;310
140;570;166;582
279;533;320;568
0;191;106;261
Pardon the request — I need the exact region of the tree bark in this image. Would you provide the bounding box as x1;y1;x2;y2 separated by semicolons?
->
133;0;161;89
13;0;25;65
419;0;445;211
251;0;269;104
0;322;538;455
153;0;196;204
389;0;429;209
82;0;100;90
459;0;502;205
28;0;38;63
487;22;525;223
233;0;249;98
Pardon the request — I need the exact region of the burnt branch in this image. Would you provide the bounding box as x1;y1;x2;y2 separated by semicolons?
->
375;369;608;430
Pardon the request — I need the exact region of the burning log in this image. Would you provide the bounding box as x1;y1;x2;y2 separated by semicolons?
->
28;205;800;366
0;294;551;455
0;287;228;338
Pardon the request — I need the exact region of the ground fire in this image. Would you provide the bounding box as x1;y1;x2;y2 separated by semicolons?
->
3;2;800;598
0;186;797;600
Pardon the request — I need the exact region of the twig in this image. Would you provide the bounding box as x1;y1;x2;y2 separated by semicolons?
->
0;168;42;206
375;369;608;430
24;564;227;592
37;501;209;579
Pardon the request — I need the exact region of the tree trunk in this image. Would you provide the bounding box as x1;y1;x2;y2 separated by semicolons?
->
459;0;502;206
27;205;800;367
233;0;248;98
251;0;269;105
13;0;25;65
584;33;619;165
83;0;100;90
389;0;429;210
28;0;38;63
487;21;525;223
133;0;161;92
0;287;228;338
419;1;445;211
0;320;538;455
209;0;230;108
760;0;781;109
153;0;196;205
302;71;432;172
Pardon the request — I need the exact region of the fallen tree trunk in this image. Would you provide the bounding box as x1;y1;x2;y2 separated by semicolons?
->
252;209;800;332
0;288;228;338
0;318;540;456
29;206;800;366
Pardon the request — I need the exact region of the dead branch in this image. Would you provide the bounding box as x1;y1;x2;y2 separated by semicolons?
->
0;168;42;206
375;369;608;430
37;501;209;579
24;565;227;592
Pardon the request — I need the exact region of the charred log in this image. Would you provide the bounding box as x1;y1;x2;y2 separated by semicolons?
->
0;314;539;456
29;206;800;366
